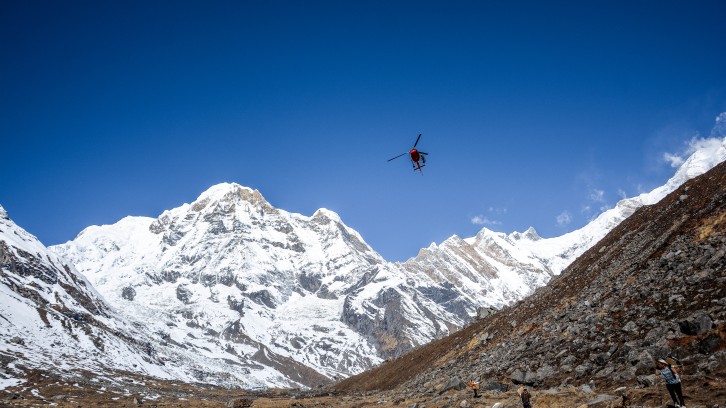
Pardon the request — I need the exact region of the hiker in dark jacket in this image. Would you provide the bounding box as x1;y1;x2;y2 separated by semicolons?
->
656;359;686;407
518;384;532;408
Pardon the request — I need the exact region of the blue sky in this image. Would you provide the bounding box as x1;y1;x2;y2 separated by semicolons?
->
1;1;725;261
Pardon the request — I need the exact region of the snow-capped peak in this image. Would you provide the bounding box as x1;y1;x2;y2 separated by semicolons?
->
312;208;342;223
51;181;390;388
194;182;270;208
509;227;541;241
197;182;253;199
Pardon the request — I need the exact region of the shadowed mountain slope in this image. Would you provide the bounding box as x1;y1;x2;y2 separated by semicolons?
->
332;160;726;397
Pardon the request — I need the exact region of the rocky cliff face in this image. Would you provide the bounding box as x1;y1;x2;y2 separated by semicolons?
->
333;161;726;400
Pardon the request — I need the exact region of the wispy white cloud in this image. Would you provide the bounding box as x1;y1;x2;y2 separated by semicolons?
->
556;211;572;227
663;152;685;168
662;135;724;168
487;207;508;215
686;137;724;153
471;206;507;226
711;112;726;138
471;215;502;226
581;204;609;222
617;189;627;200
589;189;605;203
576;169;611;218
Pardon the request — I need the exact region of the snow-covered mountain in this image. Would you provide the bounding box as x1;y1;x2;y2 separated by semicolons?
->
31;125;726;388
0;202;339;389
50;185;469;387
0;204;171;385
48;133;726;388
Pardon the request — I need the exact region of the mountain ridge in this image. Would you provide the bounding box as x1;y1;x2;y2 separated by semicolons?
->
45;134;726;388
1;132;724;390
2;151;725;406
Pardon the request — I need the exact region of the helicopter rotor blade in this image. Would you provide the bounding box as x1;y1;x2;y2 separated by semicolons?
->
413;133;422;148
418;151;428;155
387;152;408;161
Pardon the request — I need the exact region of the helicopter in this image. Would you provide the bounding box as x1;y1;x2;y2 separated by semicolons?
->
387;133;428;173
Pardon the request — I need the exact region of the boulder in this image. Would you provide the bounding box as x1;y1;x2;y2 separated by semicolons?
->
679;312;712;335
438;376;466;394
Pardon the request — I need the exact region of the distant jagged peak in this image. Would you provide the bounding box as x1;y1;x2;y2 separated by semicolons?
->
415;234;470;256
524;226;541;240
441;234;467;247
312;208;342;224
508;226;541;241
413;234;466;255
412;242;439;260
472;226;495;238
470;226;507;243
0;204;8;220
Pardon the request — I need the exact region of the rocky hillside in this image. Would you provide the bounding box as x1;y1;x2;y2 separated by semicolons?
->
332;160;726;405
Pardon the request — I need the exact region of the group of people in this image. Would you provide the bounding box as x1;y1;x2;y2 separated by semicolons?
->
463;358;686;408
466;379;530;406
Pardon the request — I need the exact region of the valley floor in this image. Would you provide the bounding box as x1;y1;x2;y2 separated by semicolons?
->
2;370;725;407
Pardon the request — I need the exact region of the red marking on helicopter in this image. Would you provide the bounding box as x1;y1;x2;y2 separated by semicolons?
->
387;133;428;173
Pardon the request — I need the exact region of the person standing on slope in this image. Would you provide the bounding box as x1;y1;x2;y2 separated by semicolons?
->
518;384;532;408
468;378;481;398
656;359;686;407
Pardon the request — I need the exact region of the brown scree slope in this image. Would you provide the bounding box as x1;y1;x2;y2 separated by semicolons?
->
332;160;726;397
